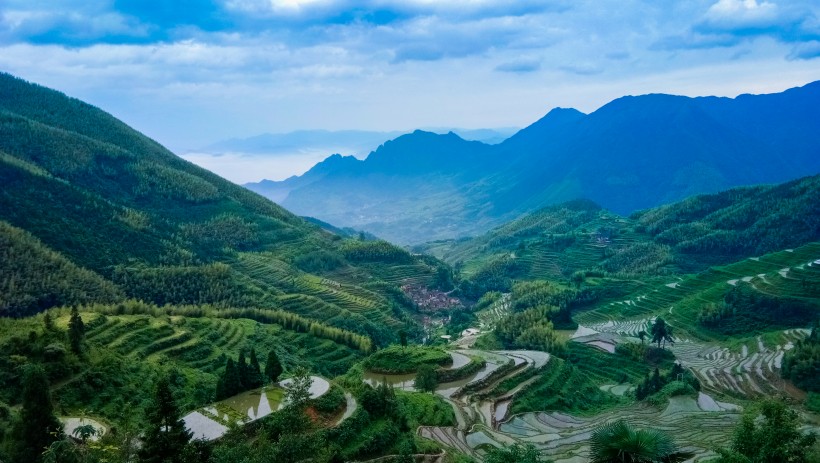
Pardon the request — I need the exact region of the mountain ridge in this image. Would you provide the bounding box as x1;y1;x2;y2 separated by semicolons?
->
248;81;820;244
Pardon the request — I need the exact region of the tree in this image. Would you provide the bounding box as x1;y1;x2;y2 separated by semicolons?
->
399;330;408;350
413;364;439;393
248;348;263;388
10;364;63;463
216;358;242;400
237;350;250;389
590;419;693;463
638;330;647;345
139;374;193;463
72;424;97;443
265;349;284;384
68;306;85;354
650;318;673;349
43;310;55;331
283;367;313;409
486;443;549;463
715;399;817;462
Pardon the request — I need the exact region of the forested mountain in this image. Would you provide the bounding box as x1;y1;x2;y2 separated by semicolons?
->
0;72;448;346
251;82;820;244
419;174;820;295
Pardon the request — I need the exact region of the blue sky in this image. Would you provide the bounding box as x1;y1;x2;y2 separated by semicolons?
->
2;0;819;155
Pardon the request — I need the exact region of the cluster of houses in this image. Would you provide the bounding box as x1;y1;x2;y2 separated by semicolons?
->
401;284;463;312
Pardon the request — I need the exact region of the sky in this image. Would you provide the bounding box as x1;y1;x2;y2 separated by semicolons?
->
1;0;820;181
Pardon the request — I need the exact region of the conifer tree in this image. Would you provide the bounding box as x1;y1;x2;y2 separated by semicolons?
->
248;348;263;388
68;306;85;354
265;349;284;384
216;358;242;399
237;350;250;389
139;374;192;463
11;365;63;463
43;310;54;331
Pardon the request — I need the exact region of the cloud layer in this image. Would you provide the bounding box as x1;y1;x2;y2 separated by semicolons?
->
1;0;819;168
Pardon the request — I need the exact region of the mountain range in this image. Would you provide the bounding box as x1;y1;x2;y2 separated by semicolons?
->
245;82;820;244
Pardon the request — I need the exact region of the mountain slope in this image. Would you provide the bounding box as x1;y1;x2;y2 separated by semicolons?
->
419;174;820;296
0;72;448;346
254;82;820;244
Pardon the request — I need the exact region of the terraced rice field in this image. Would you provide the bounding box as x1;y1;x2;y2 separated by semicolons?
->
575;242;820;338
417;345;740;462
566;243;820;399
83;313;363;376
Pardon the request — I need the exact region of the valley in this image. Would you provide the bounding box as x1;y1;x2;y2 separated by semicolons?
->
0;72;819;463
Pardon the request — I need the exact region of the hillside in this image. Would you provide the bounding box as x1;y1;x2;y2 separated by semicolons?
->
0;72;449;346
418;175;820;297
251;82;820;244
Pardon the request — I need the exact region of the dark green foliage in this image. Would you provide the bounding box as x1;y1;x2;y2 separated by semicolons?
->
511;357;619;415
112;263;260;308
650;317;674;349
361;381;398;418
635;363;699;401
458;255;521;298
716;399;818;463
495;306;565;353
312;385;346;415
782;323;820;392
265;349;284;383
485;443;550;463
0;221;122;317
215;358;242;400
341;240;414;264
283;367;313;409
293;250;345;273
9;365;63;463
139;374;193;463
68;306;85;354
362;345;450;374
395;390;454;428
414;364;439;393
590;419;693;463
247;348;264;388
636;175;820;268
701;286;818;335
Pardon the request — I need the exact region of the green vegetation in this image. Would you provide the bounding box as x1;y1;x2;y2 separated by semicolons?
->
2;72;820;463
139;373;193;463
414;364;439;393
8;365;63;462
486;443;550;463
700;285;818;335
510;356;619;415
590;420;693;463
782;323;820;392
362;345;451;374
430;176;820;287
715;399;818;462
215;349;264;400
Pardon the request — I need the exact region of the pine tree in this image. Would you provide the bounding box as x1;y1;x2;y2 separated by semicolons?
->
139;374;192;463
68;306;85;354
248;348;263;388
237;350;250;390
43;310;54;331
218;358;242;399
11;365;63;463
265;349;284;384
